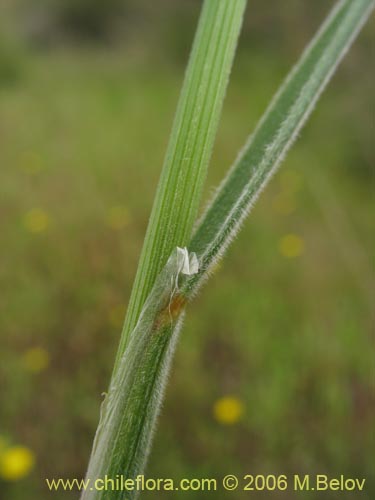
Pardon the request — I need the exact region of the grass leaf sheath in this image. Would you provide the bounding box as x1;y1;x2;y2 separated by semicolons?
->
82;249;198;500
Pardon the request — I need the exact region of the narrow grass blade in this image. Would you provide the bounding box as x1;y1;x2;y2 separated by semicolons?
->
187;0;374;293
116;0;247;363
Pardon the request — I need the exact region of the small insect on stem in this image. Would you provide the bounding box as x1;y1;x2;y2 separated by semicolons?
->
152;247;199;332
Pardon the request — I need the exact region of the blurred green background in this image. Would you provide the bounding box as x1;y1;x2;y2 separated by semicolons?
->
0;1;374;499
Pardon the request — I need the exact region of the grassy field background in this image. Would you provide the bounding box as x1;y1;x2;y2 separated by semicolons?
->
0;1;374;499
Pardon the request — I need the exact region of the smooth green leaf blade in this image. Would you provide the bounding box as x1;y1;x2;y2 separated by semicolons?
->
187;0;374;292
116;0;247;363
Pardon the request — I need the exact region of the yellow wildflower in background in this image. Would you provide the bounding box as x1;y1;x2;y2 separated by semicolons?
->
0;446;35;481
108;304;126;329
278;233;304;258
0;436;7;452
279;169;302;193
106;206;130;230
213;396;244;425
272;193;296;216
19;151;44;175
24;208;50;234
22;347;50;373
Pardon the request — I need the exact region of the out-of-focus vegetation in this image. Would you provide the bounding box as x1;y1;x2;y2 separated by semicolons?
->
0;1;374;499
